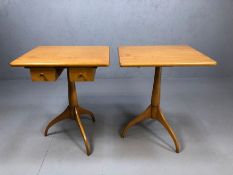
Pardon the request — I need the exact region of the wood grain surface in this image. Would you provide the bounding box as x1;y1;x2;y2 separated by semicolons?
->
10;46;110;67
119;45;217;67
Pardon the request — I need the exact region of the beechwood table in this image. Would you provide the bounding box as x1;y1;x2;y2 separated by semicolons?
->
10;46;110;156
118;45;217;153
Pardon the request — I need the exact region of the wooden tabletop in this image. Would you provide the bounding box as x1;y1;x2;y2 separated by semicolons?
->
119;45;217;67
10;46;110;67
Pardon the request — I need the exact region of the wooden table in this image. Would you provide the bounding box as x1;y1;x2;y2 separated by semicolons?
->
10;46;110;156
118;45;217;153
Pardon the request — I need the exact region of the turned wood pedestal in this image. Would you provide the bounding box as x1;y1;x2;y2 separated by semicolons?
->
121;67;180;152
44;69;95;156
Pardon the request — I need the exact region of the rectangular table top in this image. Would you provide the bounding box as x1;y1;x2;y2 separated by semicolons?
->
10;46;110;67
118;45;217;67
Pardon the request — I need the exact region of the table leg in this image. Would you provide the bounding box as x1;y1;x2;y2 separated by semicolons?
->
78;106;95;122
74;107;91;155
121;105;151;137
121;67;180;153
44;68;95;156
44;106;70;136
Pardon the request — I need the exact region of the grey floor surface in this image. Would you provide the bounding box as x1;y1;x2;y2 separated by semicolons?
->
0;77;233;175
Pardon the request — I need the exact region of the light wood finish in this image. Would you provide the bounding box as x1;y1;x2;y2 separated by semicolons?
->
10;46;110;156
119;45;217;67
68;67;96;82
30;67;64;81
121;67;180;153
119;45;217;153
10;46;110;67
44;69;95;156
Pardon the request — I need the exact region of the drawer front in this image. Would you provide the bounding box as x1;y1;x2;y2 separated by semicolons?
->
30;68;63;81
69;68;96;81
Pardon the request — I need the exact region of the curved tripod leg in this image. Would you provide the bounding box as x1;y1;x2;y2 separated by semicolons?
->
74;107;91;156
121;105;151;138
78;106;95;122
44;106;70;136
157;108;180;153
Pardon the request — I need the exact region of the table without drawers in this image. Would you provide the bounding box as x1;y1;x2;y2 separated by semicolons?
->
118;45;217;153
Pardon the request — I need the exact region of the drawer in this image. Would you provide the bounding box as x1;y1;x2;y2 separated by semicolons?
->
29;68;64;81
69;67;96;81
